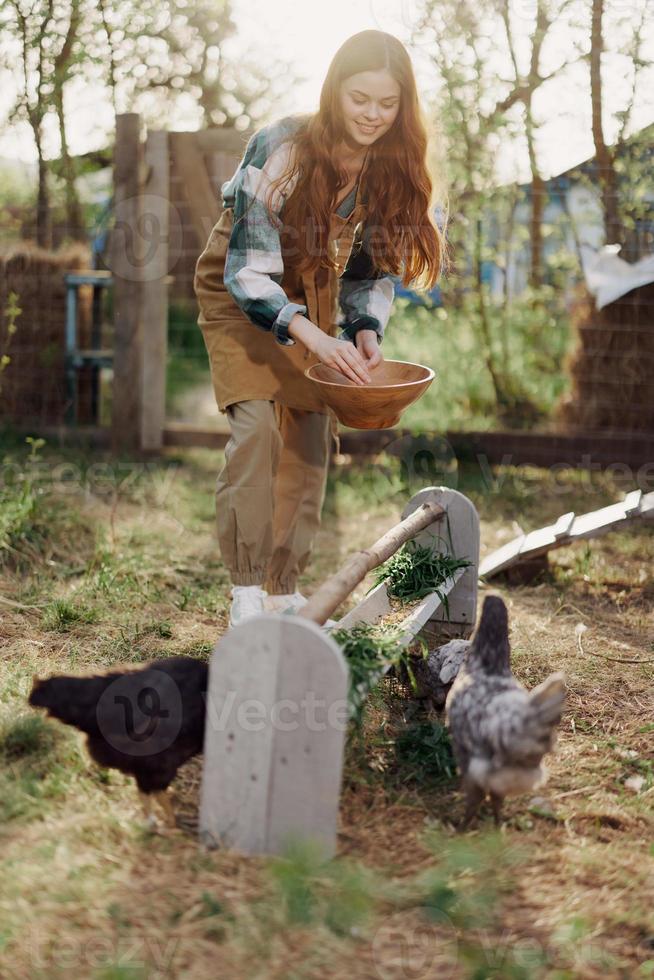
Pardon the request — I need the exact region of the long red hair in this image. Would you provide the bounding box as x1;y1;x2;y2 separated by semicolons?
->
266;30;448;290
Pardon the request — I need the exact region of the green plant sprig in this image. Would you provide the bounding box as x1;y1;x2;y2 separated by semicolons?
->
369;540;472;615
331;621;412;724
0;291;21;395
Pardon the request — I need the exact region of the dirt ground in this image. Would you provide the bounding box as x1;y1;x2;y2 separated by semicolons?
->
0;442;652;979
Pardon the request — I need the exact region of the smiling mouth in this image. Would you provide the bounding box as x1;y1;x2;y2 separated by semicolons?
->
357;123;379;134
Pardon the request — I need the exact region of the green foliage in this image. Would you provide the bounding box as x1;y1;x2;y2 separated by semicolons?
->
0;715;58;761
42;598;99;632
0;291;21;395
0;711;85;824
371;539;472;610
93;967;148;980
267;839;375;936
394;720;457;785
331;621;410;724
415;829;542;978
0;436;47;564
384;292;572;432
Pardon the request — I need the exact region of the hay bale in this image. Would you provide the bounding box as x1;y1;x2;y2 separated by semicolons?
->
0;242;92;425
556;282;654;432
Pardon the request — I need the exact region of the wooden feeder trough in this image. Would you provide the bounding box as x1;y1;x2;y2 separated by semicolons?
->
199;487;479;857
304;359;435;429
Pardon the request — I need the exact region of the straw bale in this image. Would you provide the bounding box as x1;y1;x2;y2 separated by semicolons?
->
556;282;654;431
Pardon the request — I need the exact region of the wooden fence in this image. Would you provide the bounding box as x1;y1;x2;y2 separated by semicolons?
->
110;113;250;452
8;112;652;476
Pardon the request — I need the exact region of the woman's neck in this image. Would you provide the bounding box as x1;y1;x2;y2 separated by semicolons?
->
336;136;369;173
334;139;369;176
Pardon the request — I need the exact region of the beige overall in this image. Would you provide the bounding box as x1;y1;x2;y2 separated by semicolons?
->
194;178;368;594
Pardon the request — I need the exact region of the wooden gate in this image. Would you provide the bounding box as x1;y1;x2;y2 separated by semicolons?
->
111;113;250;452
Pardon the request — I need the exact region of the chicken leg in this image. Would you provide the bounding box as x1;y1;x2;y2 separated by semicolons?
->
154;790;177;829
490;792;503;826
461;782;485;829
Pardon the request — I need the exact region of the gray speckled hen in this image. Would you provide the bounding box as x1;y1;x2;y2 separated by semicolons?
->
445;595;565;827
411;638;471;710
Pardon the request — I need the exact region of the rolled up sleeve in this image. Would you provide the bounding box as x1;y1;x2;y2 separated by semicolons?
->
336;232;395;346
223;131;305;347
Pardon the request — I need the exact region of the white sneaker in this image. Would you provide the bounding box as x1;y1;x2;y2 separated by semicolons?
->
265;591;309;614
265;593;338;629
229;585;268;628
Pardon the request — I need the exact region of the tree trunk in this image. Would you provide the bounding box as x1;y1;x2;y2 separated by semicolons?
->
35;141;51;249
474;217;504;406
53;91;84;241
52;0;84;241
590;0;623;246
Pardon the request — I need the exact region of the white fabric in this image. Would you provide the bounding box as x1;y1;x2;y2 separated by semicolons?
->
580;244;654;310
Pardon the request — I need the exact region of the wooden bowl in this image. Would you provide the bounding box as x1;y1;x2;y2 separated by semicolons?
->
304;359;435;429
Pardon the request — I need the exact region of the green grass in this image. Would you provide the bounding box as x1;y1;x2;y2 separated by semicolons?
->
42;598;100;631
0;432;652;978
394;720;457;785
378;292;573;433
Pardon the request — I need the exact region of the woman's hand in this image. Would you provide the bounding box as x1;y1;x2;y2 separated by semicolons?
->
355;329;384;370
313;333;372;385
287;314;379;385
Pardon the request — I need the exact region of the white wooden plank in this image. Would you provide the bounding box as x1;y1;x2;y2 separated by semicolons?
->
553;511;576;539
481;490;654;580
569;500;635;539
640;491;654;518
266;619;348;856
623;489;643;517
517;525;557;554
199;616;281;852
199;614;348;857
401;488;479;628
335;581;392;630
479;537;526;578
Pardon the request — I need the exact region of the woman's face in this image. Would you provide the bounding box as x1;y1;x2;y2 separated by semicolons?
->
339;69;401;148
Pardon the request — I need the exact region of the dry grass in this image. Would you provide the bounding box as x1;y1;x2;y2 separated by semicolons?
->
0;442;653;979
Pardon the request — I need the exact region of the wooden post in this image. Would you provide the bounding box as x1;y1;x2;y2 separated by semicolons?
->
141;129;170;451
403;487;480;641
169;132;220;245
199;615;348;857
111;113;144;453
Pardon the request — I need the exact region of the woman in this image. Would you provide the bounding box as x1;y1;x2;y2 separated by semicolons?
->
194;29;447;628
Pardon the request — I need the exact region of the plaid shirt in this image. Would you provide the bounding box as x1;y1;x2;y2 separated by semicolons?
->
220;114;395;347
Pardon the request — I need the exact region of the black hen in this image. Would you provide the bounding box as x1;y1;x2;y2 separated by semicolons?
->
29;656;208;826
445;596;565;827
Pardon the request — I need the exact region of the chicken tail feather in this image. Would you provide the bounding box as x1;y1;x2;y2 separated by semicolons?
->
517;671;566;756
